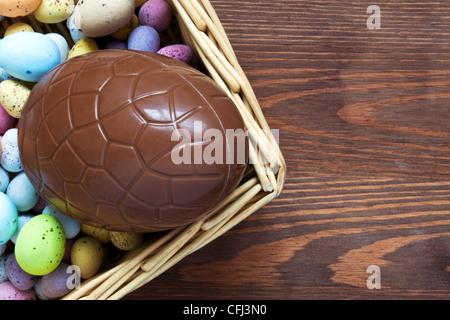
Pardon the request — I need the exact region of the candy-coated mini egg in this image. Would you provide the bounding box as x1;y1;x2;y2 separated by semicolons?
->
0;254;8;283
104;41;127;50
158;44;195;65
73;0;135;38
111;14;139;40
0;102;17;135
0;166;10;192
67;13;87;44
4;22;34;37
139;0;172;32
67;38;99;59
62;237;76;263
6;253;37;290
33;277;52;300
128;25;160;52
10;214;34;243
40;262;73;298
110;231;143;251
0;68;13;82
0;32;61;82
0;0;42;18
0;191;18;244
34;0;74;24
0;80;31;119
0;281;36;300
6;171;39;212
43;204;80;239
1;128;22;172
70;236;103;279
80;224;110;244
45;33;69;63
14;214;66;276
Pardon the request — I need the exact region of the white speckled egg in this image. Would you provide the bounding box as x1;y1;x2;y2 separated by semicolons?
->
34;0;75;24
0;80;31;119
6;172;39;212
73;0;135;37
1;128;23;172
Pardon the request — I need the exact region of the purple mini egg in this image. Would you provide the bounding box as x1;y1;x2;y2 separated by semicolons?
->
128;25;160;53
0;281;36;300
40;262;73;299
5;253;37;291
139;0;172;32
105;41;127;50
157;44;195;65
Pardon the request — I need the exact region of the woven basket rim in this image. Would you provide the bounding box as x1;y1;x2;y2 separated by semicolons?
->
0;0;286;300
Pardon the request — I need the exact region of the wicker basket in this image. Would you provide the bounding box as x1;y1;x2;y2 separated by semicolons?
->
0;0;286;300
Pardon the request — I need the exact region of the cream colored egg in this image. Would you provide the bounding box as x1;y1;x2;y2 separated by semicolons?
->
71;236;103;279
4;23;34;37
34;0;75;24
0;0;42;18
0;80;31;118
80;223;110;244
111;14;139;41
67;38;98;59
110;231;143;251
72;0;135;38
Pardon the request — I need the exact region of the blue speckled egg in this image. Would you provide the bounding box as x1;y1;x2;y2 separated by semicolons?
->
6;172;39;212
0;192;18;244
0;32;61;82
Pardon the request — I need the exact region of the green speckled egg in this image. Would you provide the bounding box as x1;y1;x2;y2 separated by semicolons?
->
15;214;66;276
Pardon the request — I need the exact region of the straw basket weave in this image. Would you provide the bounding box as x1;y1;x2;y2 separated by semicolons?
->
0;0;286;300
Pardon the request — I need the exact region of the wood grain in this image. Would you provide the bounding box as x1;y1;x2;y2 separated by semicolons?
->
125;0;450;299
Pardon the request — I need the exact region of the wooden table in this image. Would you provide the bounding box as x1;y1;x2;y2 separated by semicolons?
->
125;0;450;300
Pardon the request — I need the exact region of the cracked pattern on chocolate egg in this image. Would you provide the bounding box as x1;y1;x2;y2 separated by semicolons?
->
17;50;248;233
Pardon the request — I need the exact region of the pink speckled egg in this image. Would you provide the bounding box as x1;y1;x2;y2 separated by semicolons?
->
157;44;196;66
138;0;172;32
0;102;17;134
0;281;36;300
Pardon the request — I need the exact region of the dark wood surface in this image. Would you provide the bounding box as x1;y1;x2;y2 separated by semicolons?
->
125;0;450;300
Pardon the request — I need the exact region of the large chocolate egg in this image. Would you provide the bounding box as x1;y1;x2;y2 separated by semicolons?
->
18;50;248;232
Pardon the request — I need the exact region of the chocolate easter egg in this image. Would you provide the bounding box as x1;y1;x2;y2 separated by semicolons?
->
18;50;248;233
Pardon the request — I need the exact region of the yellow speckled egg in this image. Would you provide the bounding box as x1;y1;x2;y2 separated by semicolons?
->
4;23;34;37
111;14;139;40
67;38;98;59
34;0;75;24
72;0;135;37
80;223;110;244
0;0;42;18
110;231;143;251
0;80;31;118
71;236;103;279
